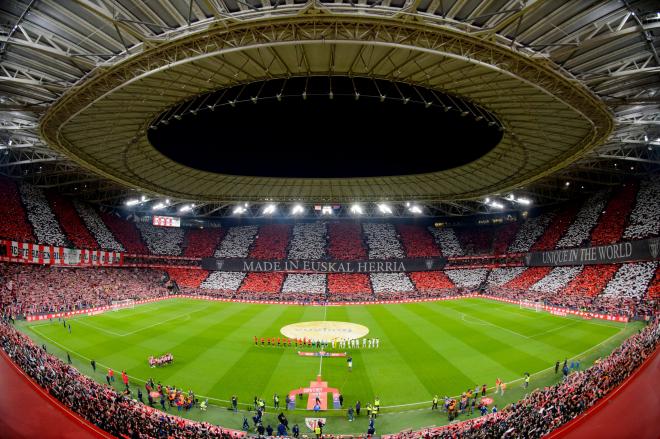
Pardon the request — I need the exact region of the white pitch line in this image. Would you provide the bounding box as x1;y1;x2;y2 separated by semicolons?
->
459;312;531;339
319;304;328;376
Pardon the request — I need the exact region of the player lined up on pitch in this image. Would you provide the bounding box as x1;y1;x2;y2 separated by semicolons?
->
253;336;380;349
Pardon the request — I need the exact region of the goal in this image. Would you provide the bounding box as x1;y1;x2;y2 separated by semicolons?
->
111;299;135;311
519;300;543;312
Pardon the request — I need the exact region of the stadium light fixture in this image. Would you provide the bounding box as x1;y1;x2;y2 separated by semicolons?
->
233;206;247;215
490;201;504;209
516;198;532;205
408;205;423;214
179;205;193;213
291;204;305;215
350;204;363;215
152;202;165;211
263;204;277;215
377;203;392;214
485;197;490;203
644;135;648;142
321;206;333;215
125;199;140;206
141;195;147;202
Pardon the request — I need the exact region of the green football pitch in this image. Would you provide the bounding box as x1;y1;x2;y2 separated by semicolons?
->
19;297;642;434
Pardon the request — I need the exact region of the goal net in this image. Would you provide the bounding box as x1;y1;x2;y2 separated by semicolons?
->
111;299;135;311
519;300;543;312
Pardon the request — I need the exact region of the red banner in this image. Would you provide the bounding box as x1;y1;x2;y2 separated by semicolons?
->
1;240;123;268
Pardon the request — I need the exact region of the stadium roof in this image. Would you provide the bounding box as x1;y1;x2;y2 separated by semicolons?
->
1;0;659;217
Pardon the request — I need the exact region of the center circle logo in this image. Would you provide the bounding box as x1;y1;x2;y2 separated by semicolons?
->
281;321;369;342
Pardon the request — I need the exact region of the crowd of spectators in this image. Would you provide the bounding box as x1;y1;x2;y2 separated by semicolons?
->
445;269;488;289
486;267;526;287
238;272;285;294
101;212;149;254
48;193;99;250
0;264;167;316
648;266;660;299
214;226;258;258
0;177;34;243
602;261;657;299
409;271;455;291
561;265;618;297
390;318;659;439
396;224;441;257
363;223;405;259
137;222;184;256
327;223;367;260
165;268;209;289
287;223;327;259
0;323;243;439
73;201;125;252
183;228;224;258
281;274;326;294
199;271;246;292
327;273;373;295
492;223;519;255
590;183;637;246
556;192;607;248
19;183;68;246
370;272;415;293
531;205;578;251
249;225;291;260
428;227;463;256
455;227;495;255
529;266;582;293
623;177;660;240
502;267;552;291
508;212;554;253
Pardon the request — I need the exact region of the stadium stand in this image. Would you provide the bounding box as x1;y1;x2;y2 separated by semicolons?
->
182;228;224;258
47;193;99;250
238;272;285;294
370;272;414;293
282;273;326;294
100;212;149;254
454;227;494;255
491;223;519;255
503;266;553;290
602;262;657;299
199;271;246;292
409;271;454;291
249;224;292;259
363;223;405;259
508;212;554;253
530;205;578;250
0;264;166;316
556;192;607;248
165;268;209;289
445;268;488;288
396;224;441;257
648;266;660;299
287;222;327;259
561;265;619;298
590;183;638;245
19;184;67;246
214;225;258;258
0;177;34;243
529;266;582;293
428;227;463;256
486;267;527;287
136;222;184;256
327;273;373;295
623;177;660;240
327;222;367;260
73;200;124;252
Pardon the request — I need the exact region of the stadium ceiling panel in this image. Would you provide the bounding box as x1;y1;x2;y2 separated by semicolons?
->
0;0;658;213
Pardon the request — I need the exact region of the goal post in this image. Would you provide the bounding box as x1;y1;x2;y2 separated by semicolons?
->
111;299;135;311
519;300;543;312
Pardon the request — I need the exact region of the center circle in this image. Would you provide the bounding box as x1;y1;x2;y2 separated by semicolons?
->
281;321;369;342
